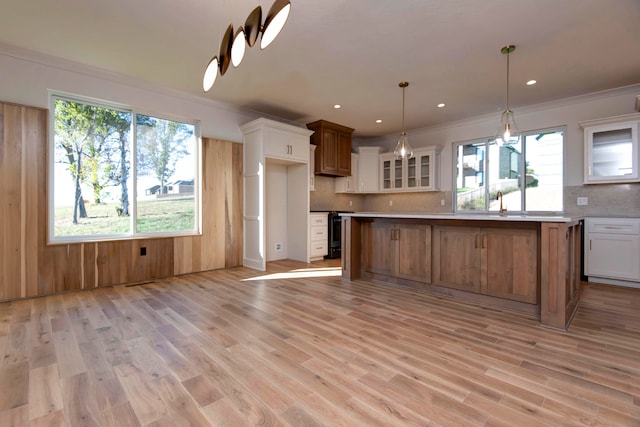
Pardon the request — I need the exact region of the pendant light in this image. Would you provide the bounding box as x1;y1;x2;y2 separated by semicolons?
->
202;0;291;92
394;81;414;160
260;0;291;49
231;26;247;67
495;45;521;146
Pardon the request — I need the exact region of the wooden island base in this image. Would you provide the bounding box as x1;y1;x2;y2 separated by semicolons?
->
341;215;582;330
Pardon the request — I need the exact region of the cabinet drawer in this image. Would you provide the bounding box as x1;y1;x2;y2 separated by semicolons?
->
311;226;327;241
310;241;328;257
586;218;640;234
310;214;328;226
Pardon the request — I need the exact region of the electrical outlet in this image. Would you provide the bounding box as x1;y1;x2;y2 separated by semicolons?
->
389;200;393;207
440;199;445;206
349;200;353;207
577;197;588;206
275;243;282;252
140;247;146;256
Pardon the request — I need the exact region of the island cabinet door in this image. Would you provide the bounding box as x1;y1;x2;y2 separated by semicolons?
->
396;223;431;283
481;228;539;304
432;226;482;293
363;221;395;277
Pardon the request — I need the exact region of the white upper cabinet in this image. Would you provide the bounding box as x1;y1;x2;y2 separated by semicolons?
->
334;153;358;193
581;113;640;184
356;146;381;193
380;147;439;192
334;146;381;193
263;125;310;162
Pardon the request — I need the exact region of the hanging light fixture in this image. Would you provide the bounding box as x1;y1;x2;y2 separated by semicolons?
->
203;0;291;92
231;26;247;67
495;45;521;146
394;81;414;160
260;0;291;49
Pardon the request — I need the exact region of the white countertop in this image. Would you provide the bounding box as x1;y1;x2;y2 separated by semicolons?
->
339;212;577;223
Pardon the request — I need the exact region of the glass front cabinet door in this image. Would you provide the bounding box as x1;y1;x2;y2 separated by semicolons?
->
581;113;640;184
379;147;439;192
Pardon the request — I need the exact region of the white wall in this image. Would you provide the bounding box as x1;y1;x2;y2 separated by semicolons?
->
0;44;275;142
265;162;289;261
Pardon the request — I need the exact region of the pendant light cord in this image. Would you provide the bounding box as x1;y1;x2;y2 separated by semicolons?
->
506;49;510;111
402;85;405;133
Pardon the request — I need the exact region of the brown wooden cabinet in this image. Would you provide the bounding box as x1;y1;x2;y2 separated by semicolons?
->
433;225;538;304
363;220;431;285
306;120;354;177
432;226;482;293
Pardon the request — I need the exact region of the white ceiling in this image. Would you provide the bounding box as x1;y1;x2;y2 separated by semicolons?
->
1;0;639;139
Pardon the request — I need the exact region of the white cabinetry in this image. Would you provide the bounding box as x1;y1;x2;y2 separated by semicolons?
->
585;217;640;287
356;146;380;193
263;125;309;162
580;113;640;184
380;147;439;192
309;144;316;191
241;118;314;271
335;146;382;193
309;213;328;261
334;154;358;193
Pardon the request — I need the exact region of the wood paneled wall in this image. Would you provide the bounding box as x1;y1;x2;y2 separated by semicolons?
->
0;101;243;302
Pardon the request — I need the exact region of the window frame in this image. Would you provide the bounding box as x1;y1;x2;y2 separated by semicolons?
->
48;92;202;244
452;125;565;215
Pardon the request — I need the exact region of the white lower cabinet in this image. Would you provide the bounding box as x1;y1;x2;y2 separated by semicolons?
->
585;217;640;285
309;213;328;261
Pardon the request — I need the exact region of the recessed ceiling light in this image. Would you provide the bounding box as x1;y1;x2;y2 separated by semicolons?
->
375;119;382;124
437;103;445;108
334;104;341;109
526;80;537;86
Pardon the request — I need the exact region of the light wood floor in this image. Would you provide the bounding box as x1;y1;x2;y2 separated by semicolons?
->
1;259;639;426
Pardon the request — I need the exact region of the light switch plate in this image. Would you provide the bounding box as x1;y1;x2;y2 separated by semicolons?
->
577;197;588;206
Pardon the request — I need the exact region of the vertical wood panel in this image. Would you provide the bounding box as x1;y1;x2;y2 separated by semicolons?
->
1;105;24;300
24;106;47;298
226;140;243;267
174;137;243;275
0;101;244;302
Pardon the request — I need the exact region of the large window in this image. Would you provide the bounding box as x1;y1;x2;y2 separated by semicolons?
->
50;94;200;242
454;127;564;214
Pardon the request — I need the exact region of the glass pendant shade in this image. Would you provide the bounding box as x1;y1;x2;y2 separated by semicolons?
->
261;0;291;49
495;45;520;146
202;56;219;92
394;132;413;160
394;81;414;160
231;27;246;67
494;109;521;145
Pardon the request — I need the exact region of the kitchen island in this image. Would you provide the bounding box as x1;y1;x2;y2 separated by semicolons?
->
340;213;582;330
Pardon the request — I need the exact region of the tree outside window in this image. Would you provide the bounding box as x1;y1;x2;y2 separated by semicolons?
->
51;95;199;242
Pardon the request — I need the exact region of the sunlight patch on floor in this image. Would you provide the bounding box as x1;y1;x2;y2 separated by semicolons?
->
242;267;342;281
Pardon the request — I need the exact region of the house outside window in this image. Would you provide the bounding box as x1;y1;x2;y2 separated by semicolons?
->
49;94;200;243
454;127;564;214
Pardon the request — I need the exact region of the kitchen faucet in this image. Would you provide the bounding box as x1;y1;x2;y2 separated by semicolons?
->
496;191;506;216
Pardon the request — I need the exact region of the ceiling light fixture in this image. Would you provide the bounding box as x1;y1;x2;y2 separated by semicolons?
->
231;26;247;67
394;81;414;160
202;0;291;92
437;103;445;108
260;0;291;49
526;79;537;86
495;45;521;146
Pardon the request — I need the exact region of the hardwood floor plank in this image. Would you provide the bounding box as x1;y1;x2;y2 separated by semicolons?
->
1;260;640;426
0;361;29;411
27;363;63;420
